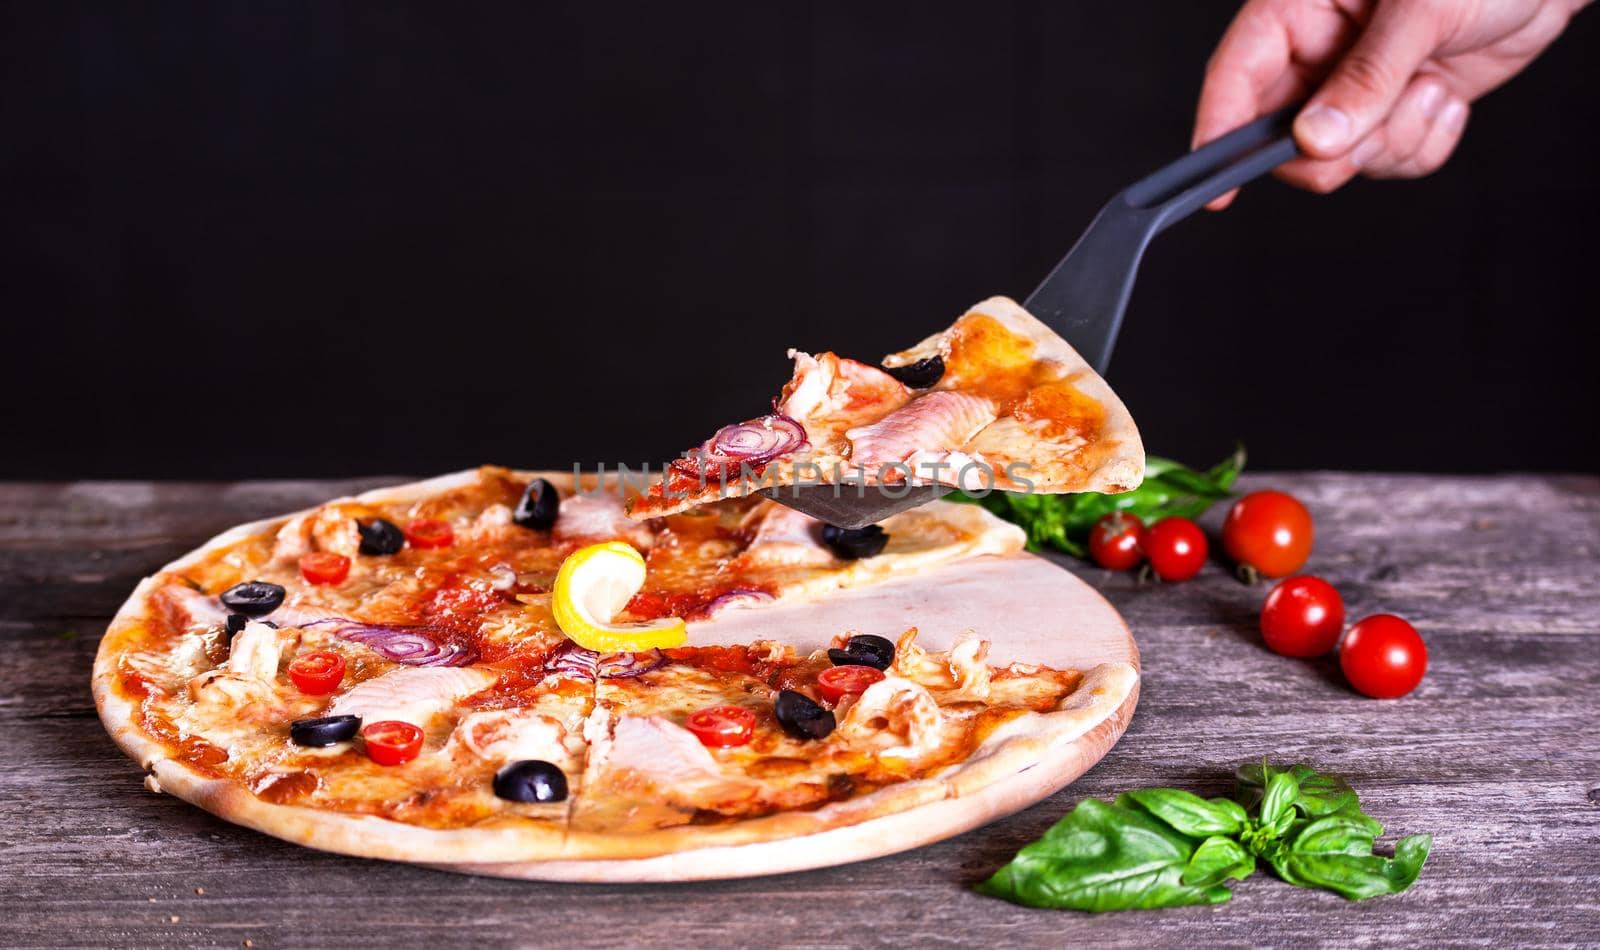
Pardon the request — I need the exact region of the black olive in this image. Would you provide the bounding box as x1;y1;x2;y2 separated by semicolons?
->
357;518;405;555
774;689;836;740
827;634;895;671
821;523;889;560
224;613;276;641
881;355;944;388
220;581;286;617
289;714;361;747
493;759;569;803
513;478;561;530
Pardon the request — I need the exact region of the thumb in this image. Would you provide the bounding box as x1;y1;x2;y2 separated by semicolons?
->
1294;2;1440;158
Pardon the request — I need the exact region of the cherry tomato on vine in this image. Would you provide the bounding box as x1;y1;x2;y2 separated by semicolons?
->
1143;517;1207;582
298;551;351;585
1088;512;1145;571
287;650;346;694
685;705;757;748
404;518;455;549
1260;575;1345;657
816;664;886;703
361;720;424;765
1222;490;1314;579
1340;614;1427;699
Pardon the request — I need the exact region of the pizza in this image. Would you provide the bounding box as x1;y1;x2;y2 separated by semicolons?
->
630;295;1144;519
92;466;1137;870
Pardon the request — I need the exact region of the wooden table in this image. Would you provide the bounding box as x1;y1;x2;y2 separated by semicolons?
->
3;473;1597;947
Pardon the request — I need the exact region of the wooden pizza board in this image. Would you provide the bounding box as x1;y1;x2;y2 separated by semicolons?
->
434;551;1139;882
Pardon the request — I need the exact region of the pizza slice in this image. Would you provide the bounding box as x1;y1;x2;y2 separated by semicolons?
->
629;296;1145;519
564;627;1131;857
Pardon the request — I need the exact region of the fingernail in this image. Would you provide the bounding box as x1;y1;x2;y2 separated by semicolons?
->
1416;82;1446;119
1440;98;1468;131
1296;104;1353;153
1352;137;1384;168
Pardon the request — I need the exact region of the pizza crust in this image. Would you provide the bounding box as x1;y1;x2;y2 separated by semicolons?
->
93;469;1137;873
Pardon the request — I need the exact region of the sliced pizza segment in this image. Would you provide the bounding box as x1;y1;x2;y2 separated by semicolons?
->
629;296;1144;519
566;628;1099;843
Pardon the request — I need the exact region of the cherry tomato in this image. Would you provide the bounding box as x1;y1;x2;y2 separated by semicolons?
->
287;650;346;694
1143;517;1208;582
684;705;757;748
816;664;886;704
1223;490;1314;579
1260;575;1345;657
1088;512;1145;571
298;551;351;585
361;720;424;766
1340;614;1427;698
404;518;454;549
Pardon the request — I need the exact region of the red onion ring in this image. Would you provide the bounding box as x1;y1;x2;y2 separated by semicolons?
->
674;413;808;477
304;619;476;667
700;588;776;618
546;642;664;680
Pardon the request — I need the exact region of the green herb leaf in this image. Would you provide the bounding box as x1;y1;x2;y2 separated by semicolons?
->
1270;817;1433;900
976;799;1234;911
1257;765;1301;829
948;446;1246;559
1181;835;1257;888
1237;762;1363;820
1119;789;1247;838
977;760;1432;912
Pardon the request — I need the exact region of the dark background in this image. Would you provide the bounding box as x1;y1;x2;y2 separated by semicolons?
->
3;2;1596;479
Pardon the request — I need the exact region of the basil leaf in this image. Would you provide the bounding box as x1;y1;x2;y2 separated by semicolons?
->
1119;789;1247;838
1237;762;1364;822
948;447;1246;559
1270;821;1433;900
1258;766;1301;829
1181;835;1257;888
976;799;1234;911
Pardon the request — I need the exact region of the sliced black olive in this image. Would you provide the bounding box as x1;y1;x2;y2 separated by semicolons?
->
224;613;276;642
357;518;405;555
493;759;569;803
289;714;361;747
220;581;286;617
827;633;895;671
881;355;944;388
513;478;561;530
821;523;889;560
774;689;836;740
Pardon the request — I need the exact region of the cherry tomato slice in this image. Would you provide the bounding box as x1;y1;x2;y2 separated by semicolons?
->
361;720;424;765
1340;614;1427;699
1143;517;1208;582
1088;512;1144;571
816;664;886;704
1223;490;1314;579
684;705;757;748
298;551;351;585
1260;575;1345;657
286;650;346;694
404;518;454;549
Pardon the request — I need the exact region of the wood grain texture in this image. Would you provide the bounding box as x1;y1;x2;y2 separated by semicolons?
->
2;473;1598;947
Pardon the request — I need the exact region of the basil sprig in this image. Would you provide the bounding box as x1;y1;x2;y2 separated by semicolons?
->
977;762;1432;912
950;447;1245;558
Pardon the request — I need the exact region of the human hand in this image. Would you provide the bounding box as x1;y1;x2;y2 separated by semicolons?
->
1194;0;1590;208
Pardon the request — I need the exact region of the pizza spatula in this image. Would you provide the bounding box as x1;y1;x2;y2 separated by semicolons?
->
762;107;1300;529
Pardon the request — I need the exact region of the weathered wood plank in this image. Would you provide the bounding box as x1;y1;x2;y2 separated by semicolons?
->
1;473;1597;947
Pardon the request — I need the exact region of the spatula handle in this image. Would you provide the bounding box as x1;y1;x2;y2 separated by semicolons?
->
1024;106;1301;374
